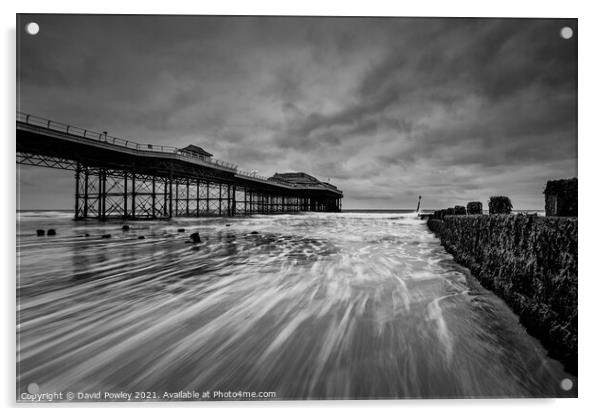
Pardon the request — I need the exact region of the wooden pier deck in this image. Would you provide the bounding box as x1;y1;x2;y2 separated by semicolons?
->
17;113;343;219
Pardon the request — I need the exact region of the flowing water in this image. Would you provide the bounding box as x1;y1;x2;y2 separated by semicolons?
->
16;211;575;400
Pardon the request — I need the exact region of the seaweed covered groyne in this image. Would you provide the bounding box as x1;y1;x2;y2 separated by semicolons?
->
427;215;577;374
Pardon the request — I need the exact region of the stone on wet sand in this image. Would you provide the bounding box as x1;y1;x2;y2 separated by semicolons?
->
190;232;201;243
36;229;45;236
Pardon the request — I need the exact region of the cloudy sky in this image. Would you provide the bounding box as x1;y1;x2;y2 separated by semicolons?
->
17;15;577;210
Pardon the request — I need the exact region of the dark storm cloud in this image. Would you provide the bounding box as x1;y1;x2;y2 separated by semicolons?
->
17;15;577;209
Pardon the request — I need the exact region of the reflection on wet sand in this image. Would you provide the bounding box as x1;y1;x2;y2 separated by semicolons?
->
17;212;575;399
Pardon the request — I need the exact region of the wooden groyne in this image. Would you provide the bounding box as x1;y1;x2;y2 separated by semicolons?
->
425;180;578;375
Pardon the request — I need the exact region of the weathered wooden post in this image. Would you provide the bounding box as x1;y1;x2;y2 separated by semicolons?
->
488;196;512;214
454;205;467;215
544;178;577;216
467;201;483;215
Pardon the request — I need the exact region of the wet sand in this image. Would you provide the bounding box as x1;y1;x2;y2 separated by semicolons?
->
17;211;576;400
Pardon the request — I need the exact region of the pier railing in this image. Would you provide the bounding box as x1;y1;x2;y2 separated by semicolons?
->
17;112;238;171
236;170;270;182
17;112;342;195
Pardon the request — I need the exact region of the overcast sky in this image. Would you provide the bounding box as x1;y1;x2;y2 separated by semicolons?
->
17;15;577;210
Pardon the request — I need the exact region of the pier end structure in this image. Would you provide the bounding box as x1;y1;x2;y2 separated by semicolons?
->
270;172;342;212
16;113;343;219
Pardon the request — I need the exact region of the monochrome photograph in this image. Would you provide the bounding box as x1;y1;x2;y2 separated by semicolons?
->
16;14;577;401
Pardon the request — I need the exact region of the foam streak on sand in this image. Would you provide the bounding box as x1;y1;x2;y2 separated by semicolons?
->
17;212;574;399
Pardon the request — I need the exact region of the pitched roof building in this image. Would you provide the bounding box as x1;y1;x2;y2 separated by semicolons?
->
180;144;213;158
270;172;339;191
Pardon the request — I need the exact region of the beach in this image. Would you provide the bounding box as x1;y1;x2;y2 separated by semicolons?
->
17;211;574;399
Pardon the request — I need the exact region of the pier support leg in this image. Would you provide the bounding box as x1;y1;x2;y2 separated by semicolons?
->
244;187;247;215
205;181;209;215
161;178;165;218
218;183;222;216
131;171;136;219
196;179;200;217
168;176;173;218
151;176;156;219
124;172;128;218
175;182;179;217
100;169;106;221
232;184;236;216
74;163;81;219
83;168;89;218
186;178;190;216
227;183;231;216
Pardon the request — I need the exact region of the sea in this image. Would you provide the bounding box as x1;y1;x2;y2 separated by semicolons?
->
16;209;573;400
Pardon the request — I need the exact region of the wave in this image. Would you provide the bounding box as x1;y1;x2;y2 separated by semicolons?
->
16;212;572;399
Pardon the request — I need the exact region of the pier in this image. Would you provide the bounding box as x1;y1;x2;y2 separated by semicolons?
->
16;113;343;220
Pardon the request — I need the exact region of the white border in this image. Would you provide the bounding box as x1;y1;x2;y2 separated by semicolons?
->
3;1;601;415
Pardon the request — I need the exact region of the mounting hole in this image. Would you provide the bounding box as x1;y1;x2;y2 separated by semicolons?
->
25;22;40;35
560;378;573;391
560;26;573;39
27;383;39;394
